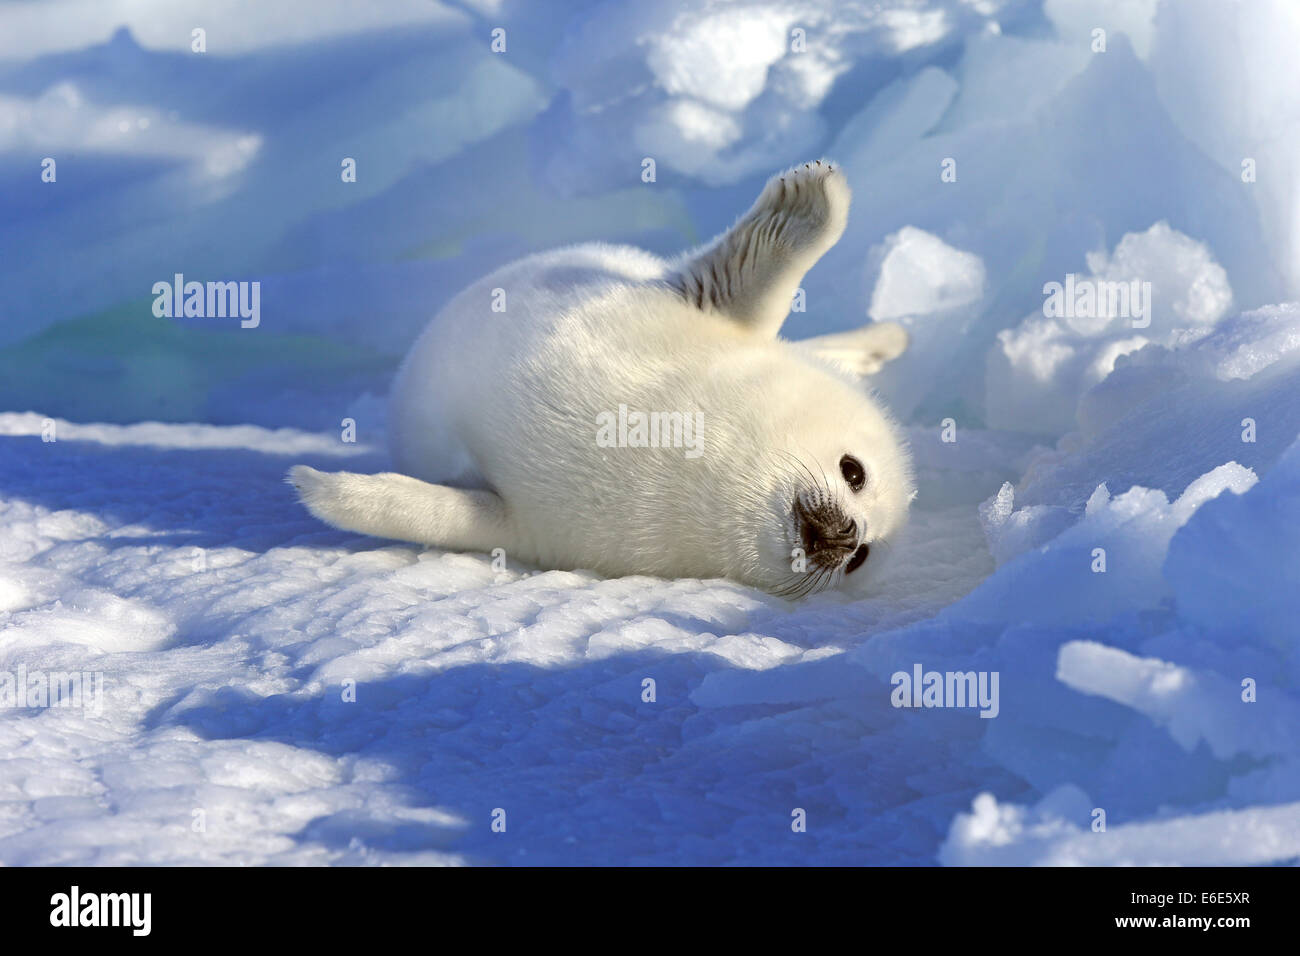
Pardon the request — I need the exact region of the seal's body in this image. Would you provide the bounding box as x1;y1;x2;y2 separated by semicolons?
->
292;161;914;597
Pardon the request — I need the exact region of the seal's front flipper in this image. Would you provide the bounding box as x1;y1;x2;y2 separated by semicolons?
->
288;465;515;554
670;160;850;338
800;321;909;376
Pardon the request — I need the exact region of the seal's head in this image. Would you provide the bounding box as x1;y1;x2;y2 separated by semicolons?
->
732;371;914;598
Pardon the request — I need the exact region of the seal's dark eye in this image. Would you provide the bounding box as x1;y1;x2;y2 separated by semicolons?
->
840;454;866;492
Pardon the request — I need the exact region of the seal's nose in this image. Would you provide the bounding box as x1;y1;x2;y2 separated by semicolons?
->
806;517;856;553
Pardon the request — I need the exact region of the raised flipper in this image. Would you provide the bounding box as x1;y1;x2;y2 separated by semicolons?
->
799;321;909;376
288;465;516;554
669;160;850;338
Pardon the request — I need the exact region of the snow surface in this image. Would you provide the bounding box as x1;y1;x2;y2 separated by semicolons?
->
1;0;1298;865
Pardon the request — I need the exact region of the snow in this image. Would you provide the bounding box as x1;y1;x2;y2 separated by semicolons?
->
1;1;1298;865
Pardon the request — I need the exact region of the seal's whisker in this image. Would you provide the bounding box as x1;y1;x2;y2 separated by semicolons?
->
775;448;821;503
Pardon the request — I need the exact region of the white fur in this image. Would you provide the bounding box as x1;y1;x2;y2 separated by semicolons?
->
290;161;914;597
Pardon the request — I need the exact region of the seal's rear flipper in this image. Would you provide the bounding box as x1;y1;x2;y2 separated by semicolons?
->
669;160;849;338
288;465;515;553
800;321;909;376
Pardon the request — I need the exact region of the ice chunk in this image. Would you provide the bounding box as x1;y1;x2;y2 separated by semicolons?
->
864;227;986;419
642;9;794;112
0;1;464;60
942;791;1300;866
1057;642;1282;758
829;67;958;167
0;83;261;179
987;223;1232;434
1010;303;1300;514
977;481;1074;565
1149;0;1300;298
1186;302;1300;382
869;227;986;322
536;0;1005;191
940;29;1089;130
1044;0;1158;59
931;463;1255;629
1165;435;1300;677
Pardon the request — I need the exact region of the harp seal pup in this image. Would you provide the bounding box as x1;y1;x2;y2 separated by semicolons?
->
290;160;914;597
